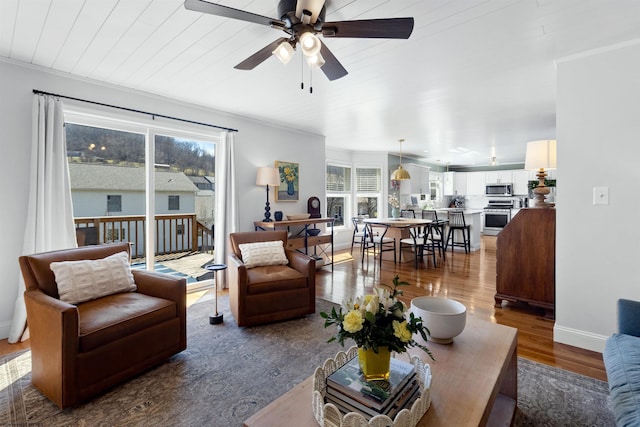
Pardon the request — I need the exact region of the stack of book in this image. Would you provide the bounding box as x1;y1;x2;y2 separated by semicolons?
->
324;356;421;420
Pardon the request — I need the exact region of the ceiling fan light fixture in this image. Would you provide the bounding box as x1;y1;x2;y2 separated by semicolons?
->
272;41;295;65
299;32;321;57
306;52;325;69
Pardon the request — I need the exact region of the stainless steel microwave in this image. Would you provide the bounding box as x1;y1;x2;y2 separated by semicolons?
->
485;183;513;196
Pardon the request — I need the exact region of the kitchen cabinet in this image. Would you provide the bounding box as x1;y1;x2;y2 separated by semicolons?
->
400;164;430;195
485;170;513;184
495;208;555;317
443;172;455;195
512;170;532;195
466;172;485;195
454;172;467;196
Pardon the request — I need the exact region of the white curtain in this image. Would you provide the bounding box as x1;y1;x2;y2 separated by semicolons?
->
213;131;239;289
8;95;77;343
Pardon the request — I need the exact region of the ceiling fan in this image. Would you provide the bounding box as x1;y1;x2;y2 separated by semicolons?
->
184;0;414;81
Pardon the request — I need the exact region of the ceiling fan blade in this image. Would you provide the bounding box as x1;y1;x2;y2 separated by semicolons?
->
234;38;290;70
184;0;284;28
319;41;348;81
321;17;414;39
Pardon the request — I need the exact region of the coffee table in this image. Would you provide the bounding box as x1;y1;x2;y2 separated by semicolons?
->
243;315;517;426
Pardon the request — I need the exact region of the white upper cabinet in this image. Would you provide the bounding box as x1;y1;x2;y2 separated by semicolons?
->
400;164;430;194
466;172;486;195
485;170;513;184
443;172;455;195
513;170;533;195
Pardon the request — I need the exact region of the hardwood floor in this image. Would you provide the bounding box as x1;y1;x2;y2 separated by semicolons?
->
1;235;607;382
315;235;607;382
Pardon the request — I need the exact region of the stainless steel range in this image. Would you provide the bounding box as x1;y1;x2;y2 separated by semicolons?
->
484;200;514;235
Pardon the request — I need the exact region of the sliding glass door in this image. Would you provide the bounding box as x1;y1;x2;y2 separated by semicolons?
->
65;110;219;290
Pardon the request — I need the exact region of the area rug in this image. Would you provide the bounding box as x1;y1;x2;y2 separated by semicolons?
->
1;296;614;426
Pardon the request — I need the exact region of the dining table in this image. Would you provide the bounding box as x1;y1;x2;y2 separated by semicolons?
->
362;217;434;263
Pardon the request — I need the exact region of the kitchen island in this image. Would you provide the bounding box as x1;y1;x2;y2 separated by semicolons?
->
432;209;483;251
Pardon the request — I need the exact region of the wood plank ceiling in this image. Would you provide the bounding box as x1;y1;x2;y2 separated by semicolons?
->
2;0;640;166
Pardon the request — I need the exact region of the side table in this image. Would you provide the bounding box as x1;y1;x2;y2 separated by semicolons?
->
204;263;227;325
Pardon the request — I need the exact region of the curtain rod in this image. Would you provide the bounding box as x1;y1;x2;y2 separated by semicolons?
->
32;89;238;133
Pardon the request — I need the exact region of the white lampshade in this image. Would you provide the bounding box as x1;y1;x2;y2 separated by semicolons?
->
299;32;322;57
306;52;325;69
524;140;557;171
272;41;295;65
256;167;281;186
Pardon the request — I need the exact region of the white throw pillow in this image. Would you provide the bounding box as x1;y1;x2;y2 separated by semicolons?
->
50;251;136;305
238;240;289;269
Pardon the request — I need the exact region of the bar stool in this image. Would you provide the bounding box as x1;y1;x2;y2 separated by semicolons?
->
445;210;471;253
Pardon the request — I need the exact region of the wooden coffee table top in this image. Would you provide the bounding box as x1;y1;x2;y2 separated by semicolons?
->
244;315;517;427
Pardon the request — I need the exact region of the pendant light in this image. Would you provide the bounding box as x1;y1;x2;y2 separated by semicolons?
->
391;138;411;180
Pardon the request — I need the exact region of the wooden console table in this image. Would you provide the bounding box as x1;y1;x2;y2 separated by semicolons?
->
254;218;334;271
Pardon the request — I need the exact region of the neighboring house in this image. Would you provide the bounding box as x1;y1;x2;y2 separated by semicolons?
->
69;163;199;255
69;163;198;217
188;175;215;228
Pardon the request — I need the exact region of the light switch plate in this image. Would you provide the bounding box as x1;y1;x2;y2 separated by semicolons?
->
593;187;609;205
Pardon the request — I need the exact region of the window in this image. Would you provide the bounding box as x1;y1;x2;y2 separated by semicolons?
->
168;195;180;211
64;109;219;291
326;164;351;227
107;195;122;213
356;167;382;218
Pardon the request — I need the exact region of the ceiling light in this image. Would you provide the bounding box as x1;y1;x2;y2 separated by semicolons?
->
306;52;325;69
390;139;411;180
299;32;321;57
272;41;295;65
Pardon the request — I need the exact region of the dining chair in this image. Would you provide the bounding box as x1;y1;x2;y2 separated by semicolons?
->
399;224;437;268
400;209;416;218
422;210;446;260
363;223;396;267
350;216;369;254
445;210;471;253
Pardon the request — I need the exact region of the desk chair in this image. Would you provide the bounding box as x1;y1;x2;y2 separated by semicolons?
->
446;210;471;253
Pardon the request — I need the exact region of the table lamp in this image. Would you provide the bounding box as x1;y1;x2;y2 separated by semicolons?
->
524;139;557;208
256;167;281;221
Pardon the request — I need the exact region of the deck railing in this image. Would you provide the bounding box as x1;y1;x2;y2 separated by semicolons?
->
75;214;213;257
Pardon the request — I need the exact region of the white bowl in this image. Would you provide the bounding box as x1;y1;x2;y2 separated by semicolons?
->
410;297;467;344
286;213;311;220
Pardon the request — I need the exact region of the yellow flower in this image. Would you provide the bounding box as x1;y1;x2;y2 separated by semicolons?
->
393;320;412;342
343;309;365;333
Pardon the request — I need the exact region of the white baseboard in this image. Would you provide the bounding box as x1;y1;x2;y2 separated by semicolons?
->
554;324;608;353
0;320;12;340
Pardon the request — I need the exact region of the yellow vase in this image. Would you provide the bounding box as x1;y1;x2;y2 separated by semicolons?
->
357;346;391;380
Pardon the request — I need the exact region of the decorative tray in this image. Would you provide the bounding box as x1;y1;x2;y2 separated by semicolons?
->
312;346;432;427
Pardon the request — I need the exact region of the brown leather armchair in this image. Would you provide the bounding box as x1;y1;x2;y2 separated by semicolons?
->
18;242;186;409
228;230;315;326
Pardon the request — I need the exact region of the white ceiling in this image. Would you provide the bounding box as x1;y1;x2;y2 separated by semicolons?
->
3;0;640;166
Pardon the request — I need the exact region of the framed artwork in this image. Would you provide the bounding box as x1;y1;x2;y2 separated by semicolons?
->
275;160;299;201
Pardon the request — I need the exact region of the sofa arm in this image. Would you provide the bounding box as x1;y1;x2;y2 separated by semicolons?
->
619;299;640;337
286;250;315;277
133;269;186;303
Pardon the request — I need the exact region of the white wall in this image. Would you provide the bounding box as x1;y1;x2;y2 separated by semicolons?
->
0;59;325;339
554;40;640;352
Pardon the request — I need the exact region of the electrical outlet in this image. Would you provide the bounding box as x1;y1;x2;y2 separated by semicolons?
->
593;187;609;205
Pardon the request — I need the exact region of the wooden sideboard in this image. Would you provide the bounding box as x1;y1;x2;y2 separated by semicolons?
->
495;208;555;317
254;218;334;271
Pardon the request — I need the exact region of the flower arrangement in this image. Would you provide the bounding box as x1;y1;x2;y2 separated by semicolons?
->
388;193;400;209
279;163;298;184
321;276;433;359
